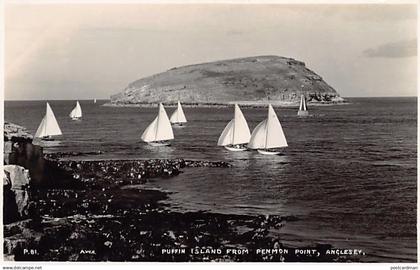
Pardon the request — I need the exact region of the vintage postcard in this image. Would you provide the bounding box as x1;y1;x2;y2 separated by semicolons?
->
2;0;418;268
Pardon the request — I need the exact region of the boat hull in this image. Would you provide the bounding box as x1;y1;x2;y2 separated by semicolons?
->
147;141;171;147
297;110;309;117
172;123;186;128
41;136;55;141
257;149;283;155
224;145;248;152
71;117;82;121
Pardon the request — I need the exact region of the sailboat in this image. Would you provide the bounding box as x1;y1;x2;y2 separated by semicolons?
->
248;104;288;155
217;104;251;151
69;101;82;120
34;102;63;141
94;98;97;104
141;103;174;146
297;95;309;116
170;101;187;127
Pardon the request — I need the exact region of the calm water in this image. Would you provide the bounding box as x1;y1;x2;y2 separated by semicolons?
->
4;98;417;262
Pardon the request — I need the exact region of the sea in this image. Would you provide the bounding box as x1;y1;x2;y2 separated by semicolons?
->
4;97;417;262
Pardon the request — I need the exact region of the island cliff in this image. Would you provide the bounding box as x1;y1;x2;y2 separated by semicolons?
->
110;55;343;106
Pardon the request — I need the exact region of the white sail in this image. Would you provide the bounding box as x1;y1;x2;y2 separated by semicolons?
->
217;104;251;146
217;119;234;146
247;119;267;149
34;116;47;138
35;102;62;138
266;105;288;148
232;104;251;144
94;98;97;104
299;95;307;111
69;101;82;118
299;95;304;111
248;105;287;149
141;103;174;142
170;101;187;123
141;116;158;142
155;103;174;141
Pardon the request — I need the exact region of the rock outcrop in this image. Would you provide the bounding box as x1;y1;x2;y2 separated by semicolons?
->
4;122;74;187
4;122;33;142
110;55;343;106
4;122;34;165
3;122;36;224
3;165;31;224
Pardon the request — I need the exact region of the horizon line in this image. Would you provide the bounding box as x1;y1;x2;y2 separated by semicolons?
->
2;96;418;101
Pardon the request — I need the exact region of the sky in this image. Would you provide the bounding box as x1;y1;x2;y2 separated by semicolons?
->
4;3;418;100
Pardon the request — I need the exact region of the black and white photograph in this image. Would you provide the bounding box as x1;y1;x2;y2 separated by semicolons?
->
1;0;418;267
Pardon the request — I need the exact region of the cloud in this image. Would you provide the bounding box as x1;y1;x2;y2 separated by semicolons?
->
363;39;417;58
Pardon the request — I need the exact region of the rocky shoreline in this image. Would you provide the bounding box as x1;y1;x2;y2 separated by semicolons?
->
3;122;357;262
103;99;347;108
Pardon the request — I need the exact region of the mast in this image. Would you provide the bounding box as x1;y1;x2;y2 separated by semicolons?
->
177;101;181;122
232;104;237;144
264;105;271;149
154;103;161;140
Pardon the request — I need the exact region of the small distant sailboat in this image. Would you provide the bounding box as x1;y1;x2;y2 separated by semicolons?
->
69;101;82;120
35;102;62;141
248;104;288;155
94;98;97;104
217;104;251;151
141;103;174;146
170;101;187;127
297;95;309;116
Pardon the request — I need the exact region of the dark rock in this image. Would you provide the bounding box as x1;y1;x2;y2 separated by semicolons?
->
4;122;33;143
4;165;31;189
3;165;31;223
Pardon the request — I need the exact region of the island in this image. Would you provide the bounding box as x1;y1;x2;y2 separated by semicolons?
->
108;55;343;107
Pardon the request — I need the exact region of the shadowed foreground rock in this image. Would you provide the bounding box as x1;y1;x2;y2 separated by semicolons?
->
4;153;357;262
3;165;31;224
